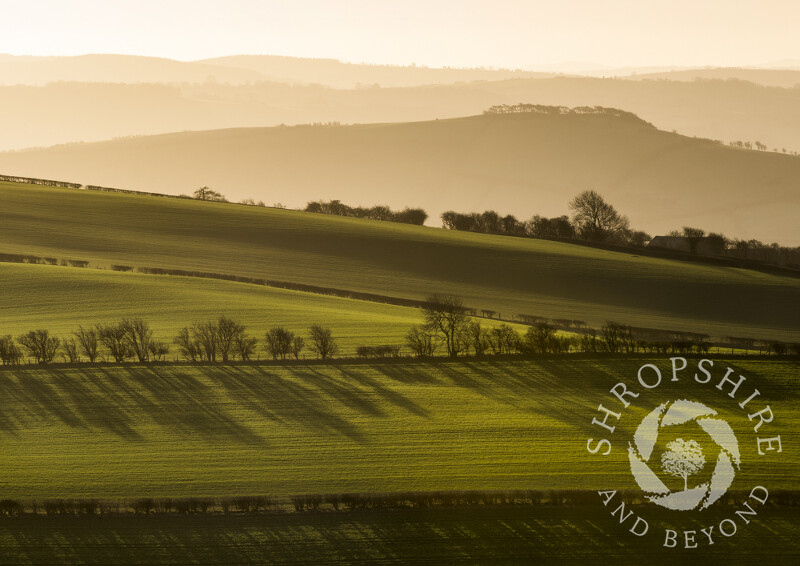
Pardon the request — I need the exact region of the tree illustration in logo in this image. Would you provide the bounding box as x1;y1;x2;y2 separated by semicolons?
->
660;438;705;492
628;399;740;511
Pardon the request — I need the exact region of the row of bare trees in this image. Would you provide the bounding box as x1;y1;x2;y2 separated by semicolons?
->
0;318;339;365
408;295;799;358
407;295;576;358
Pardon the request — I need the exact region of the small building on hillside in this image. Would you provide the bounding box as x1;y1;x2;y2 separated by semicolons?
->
647;236;725;256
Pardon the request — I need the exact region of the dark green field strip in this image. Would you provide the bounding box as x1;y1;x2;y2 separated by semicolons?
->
0;359;796;499
2;182;799;341
0;507;796;565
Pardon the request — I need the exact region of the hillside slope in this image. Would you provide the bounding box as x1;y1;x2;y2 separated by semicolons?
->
0;53;262;85
1;181;799;342
201;54;553;88
3;75;800;152
1;111;799;243
0;263;429;355
0;53;551;88
628;67;800;88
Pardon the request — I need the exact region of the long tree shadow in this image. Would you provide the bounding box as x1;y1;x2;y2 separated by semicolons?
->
116;366;267;445
323;366;430;418
203;365;367;442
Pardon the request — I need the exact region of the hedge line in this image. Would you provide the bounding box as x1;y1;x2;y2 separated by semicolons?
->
1;489;797;517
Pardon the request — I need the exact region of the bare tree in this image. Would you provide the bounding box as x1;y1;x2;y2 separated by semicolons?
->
265;327;294;360
661;439;706;491
521;323;556;354
422;294;470;358
17;330;60;364
174;327;201;361
97;324;131;362
148;341;170;361
601;322;633;353
465;321;490;356
192;321;219;361
61;338;80;363
235;334;258;361
309;325;338;360
217;316;246;362
0;335;23;365
488;324;520;354
193;186;227;202
74;326;99;362
290;336;305;359
568;190;629;242
121;318;154;362
405;326;437;358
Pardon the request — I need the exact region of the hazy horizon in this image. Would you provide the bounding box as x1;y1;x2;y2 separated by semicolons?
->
1;1;799;70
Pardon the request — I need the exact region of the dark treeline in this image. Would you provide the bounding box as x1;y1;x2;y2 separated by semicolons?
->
442;190;800;269
482;104;651;125
663;227;800;269
305;199;428;225
442;190;651;248
0;488;796;517
0;318;340;365
6;173;797;268
2;296;797;366
407;295;799;359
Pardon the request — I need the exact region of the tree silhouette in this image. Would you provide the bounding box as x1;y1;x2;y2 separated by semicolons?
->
193;186;227;202
17;329;61;364
568;190;629;242
682;227;706;255
661;438;706;491
308;325;338;360
74;326;99;362
422;294;469;358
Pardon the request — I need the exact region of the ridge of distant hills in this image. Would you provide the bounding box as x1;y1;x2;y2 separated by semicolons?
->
3;70;800;152
1;109;797;245
0;53;553;88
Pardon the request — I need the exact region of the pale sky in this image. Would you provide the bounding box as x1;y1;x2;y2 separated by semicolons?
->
1;0;798;69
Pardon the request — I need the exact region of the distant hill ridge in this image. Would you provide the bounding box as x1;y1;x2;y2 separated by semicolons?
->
1;108;797;244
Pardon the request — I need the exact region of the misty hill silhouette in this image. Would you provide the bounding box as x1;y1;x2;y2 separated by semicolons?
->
2;108;797;244
0;54;262;85
0;53;551;89
201;55;554;88
629;67;800;88
2;74;800;152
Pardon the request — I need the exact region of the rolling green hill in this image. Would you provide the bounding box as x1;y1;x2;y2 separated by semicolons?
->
1;180;799;343
1;111;799;244
0;263;434;356
0;358;795;500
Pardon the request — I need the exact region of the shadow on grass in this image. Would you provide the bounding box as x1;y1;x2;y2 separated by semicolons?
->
0;363;433;444
1;507;798;565
0;357;793;446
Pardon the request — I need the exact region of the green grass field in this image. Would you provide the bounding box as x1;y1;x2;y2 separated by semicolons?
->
0;262;441;356
0;358;795;500
2;181;799;343
2;180;798;563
